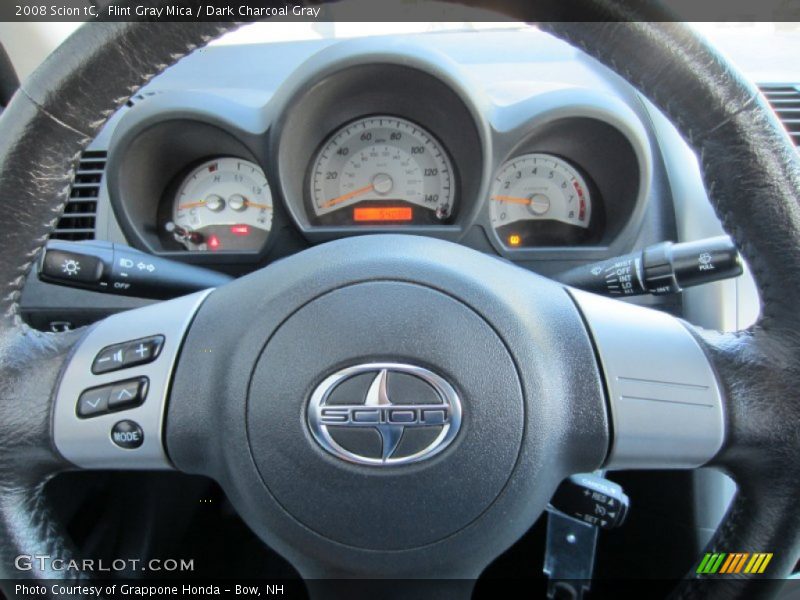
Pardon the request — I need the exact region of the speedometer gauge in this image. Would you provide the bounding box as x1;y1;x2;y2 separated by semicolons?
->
308;116;455;226
171;157;272;252
490;153;595;248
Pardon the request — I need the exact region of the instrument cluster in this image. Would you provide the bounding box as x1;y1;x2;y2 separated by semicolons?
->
106;54;650;267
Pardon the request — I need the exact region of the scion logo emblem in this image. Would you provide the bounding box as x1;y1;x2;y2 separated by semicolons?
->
307;363;462;466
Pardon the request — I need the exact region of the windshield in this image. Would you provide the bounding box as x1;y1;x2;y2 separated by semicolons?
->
211;21;527;45
220;21;800;83
1;21;799;83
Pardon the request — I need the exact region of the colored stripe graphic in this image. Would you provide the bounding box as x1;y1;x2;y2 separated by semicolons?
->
744;553;773;574
734;553;750;573
697;552;773;575
720;553;749;574
719;553;737;573
697;553;726;574
720;554;735;573
696;553;713;574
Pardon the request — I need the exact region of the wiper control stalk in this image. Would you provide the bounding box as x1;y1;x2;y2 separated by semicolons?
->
558;235;742;298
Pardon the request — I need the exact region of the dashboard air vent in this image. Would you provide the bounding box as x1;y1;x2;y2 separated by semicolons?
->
759;84;800;148
50;150;107;241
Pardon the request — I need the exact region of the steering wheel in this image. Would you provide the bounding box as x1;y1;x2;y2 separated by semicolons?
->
2;3;799;599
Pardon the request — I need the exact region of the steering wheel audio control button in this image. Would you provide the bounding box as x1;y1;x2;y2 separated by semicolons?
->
55;291;210;469
76;377;149;418
77;386;111;418
91;335;164;374
110;420;144;449
108;377;148;410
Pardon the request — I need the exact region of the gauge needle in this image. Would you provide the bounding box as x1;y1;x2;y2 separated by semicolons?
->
178;201;207;210
178;199;272;210
322;183;375;209
491;195;532;206
245;200;272;210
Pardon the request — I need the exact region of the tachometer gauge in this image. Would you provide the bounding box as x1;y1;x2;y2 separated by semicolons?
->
171;157;272;252
308;116;455;226
490;153;595;248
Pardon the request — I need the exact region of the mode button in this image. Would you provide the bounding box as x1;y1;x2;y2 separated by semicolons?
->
111;420;144;449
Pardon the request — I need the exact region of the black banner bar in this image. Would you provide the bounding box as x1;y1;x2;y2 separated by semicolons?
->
2;578;799;599
1;0;800;23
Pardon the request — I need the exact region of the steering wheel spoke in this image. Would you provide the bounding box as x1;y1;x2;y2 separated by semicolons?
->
570;289;727;471
52;290;211;470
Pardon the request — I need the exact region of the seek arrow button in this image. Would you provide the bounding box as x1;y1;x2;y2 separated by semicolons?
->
108;377;148;410
77;386;111;418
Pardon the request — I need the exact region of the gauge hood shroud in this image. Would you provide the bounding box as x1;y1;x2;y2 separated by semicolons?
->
270;52;486;237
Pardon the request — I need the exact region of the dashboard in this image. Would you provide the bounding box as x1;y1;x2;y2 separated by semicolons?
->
101;29;656;275
18;24;758;568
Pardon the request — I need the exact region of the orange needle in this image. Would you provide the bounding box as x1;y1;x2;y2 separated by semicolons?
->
178;201;206;210
245;200;272;210
178;200;272;210
491;195;532;206
322;183;374;209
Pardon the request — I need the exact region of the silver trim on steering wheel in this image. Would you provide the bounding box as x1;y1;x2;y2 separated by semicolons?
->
53;290;211;469
571;289;725;469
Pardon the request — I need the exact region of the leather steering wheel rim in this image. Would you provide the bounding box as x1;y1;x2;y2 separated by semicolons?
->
1;4;799;598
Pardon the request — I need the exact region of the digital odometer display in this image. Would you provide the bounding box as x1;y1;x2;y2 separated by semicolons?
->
308;116;455;226
353;206;413;222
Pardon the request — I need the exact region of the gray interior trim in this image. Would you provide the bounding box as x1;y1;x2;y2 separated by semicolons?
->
570;288;725;469
53;289;211;469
